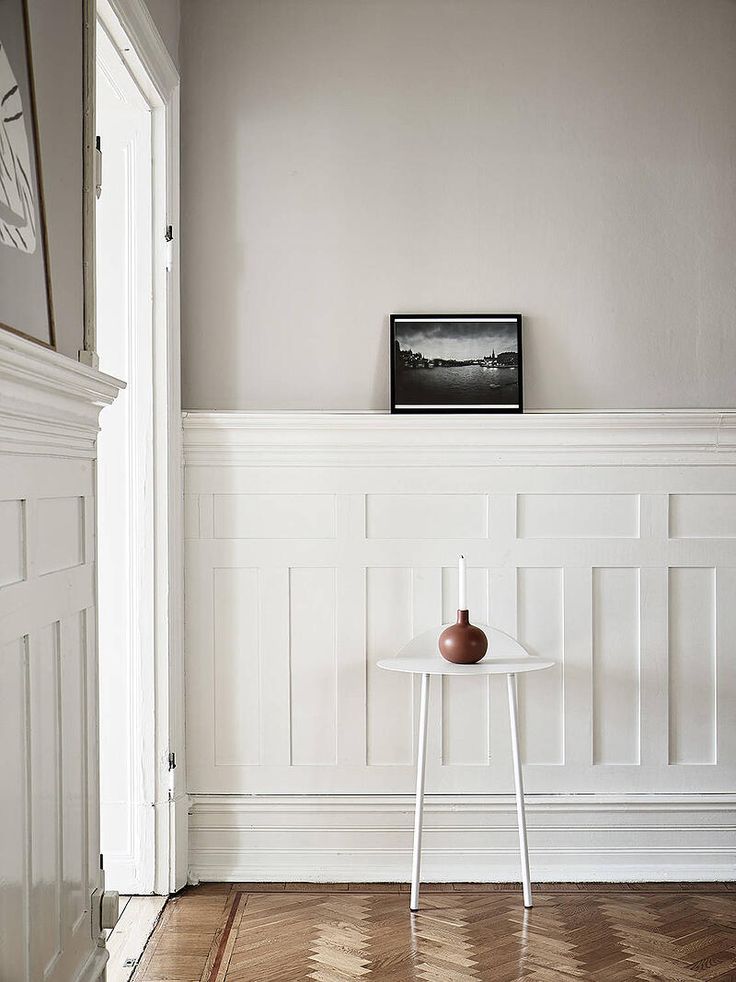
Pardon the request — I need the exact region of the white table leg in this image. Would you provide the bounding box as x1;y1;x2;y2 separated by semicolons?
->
410;672;430;912
507;672;532;908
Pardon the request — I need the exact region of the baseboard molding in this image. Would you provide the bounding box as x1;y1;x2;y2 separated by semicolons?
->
189;794;736;883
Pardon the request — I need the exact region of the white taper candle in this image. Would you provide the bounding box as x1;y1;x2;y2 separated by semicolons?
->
458;554;467;610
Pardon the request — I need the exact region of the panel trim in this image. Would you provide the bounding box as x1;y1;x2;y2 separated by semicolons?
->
183;411;736;467
188;793;736;883
0;332;122;456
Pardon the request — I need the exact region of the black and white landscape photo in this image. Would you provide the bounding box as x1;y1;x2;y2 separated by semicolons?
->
390;315;522;413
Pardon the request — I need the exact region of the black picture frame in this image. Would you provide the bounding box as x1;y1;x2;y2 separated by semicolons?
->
390;314;523;414
0;0;55;349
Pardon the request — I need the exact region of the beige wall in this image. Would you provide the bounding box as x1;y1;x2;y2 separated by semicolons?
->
144;0;180;65
180;0;736;411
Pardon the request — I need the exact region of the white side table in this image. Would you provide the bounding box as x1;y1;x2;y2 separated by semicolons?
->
378;624;553;912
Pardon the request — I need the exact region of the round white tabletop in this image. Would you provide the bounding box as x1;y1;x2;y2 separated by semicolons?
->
377;623;554;676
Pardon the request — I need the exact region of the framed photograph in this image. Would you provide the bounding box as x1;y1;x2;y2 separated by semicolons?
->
390;314;522;414
0;0;55;348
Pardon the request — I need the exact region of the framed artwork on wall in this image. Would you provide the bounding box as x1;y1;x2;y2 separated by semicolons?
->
390;313;522;414
0;0;55;348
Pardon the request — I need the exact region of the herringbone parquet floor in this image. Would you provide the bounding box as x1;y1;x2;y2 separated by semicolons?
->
133;883;736;982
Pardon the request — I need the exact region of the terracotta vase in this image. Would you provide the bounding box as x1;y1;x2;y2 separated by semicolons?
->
438;610;488;664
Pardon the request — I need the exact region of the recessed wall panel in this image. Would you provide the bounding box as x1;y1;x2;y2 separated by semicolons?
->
213;494;335;538
668;568;716;764
0;638;28;981
366;494;487;539
29;625;62;978
366;568;413;765
0;499;25;586
290;568;337;765
441;566;489;765
593;568;640;764
60;613;86;931
669;494;736;538
517;568;564;764
36;497;84;575
213;568;261;765
518;494;639;538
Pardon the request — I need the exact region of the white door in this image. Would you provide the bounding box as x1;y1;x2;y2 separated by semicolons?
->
96;23;156;895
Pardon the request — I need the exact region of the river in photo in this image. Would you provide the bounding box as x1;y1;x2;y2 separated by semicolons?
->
395;364;519;407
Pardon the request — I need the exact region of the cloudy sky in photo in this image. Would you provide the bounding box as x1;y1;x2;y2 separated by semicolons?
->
395;320;518;361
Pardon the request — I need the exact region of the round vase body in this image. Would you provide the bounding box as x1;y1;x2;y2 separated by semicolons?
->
438;610;488;664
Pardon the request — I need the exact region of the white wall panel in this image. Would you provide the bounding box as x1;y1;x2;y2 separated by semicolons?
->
35;497;84;575
0;638;28;980
518;493;639;538
0;499;25;587
592;568;640;764
30;623;62;980
59;613;87;935
366;567;413;766
670;494;736;538
213;568;261;765
290;567;337;765
366;494;487;539
213;493;335;539
184;412;736;881
668;567;716;765
517;568;565;765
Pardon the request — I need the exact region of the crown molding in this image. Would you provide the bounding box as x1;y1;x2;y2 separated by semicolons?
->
0;332;123;457
182;410;736;467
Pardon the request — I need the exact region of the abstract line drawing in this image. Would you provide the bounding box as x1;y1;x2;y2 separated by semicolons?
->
0;0;54;349
0;39;37;253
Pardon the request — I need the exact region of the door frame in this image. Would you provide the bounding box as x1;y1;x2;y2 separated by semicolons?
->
89;0;186;894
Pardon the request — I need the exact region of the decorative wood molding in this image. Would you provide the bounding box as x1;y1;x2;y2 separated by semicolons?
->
98;0;179;101
183;410;736;467
0;331;123;456
188;793;736;883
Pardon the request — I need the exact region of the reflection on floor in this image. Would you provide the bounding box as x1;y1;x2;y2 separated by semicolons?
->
131;882;736;981
107;895;167;982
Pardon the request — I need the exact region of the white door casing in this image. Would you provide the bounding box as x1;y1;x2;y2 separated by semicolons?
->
96;21;156;895
93;0;185;895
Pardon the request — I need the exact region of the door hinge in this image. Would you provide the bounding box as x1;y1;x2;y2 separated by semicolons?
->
95;136;102;199
168;751;176;771
165;225;174;270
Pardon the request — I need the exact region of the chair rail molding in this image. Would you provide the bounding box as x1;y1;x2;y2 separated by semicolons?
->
0;334;123;982
183;410;736;467
183;409;736;882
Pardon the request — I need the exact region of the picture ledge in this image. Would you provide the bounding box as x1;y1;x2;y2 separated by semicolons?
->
182;409;734;420
182;410;736;466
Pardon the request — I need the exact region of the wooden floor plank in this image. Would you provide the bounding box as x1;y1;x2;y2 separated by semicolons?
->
133;884;736;981
107;896;167;982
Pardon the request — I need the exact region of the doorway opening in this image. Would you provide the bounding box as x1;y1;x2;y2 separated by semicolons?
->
94;0;184;898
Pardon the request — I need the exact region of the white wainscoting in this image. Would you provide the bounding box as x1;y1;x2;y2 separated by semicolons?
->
0;333;121;982
183;411;736;882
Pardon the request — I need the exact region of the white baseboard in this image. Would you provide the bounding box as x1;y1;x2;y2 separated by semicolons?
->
189;794;736;883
